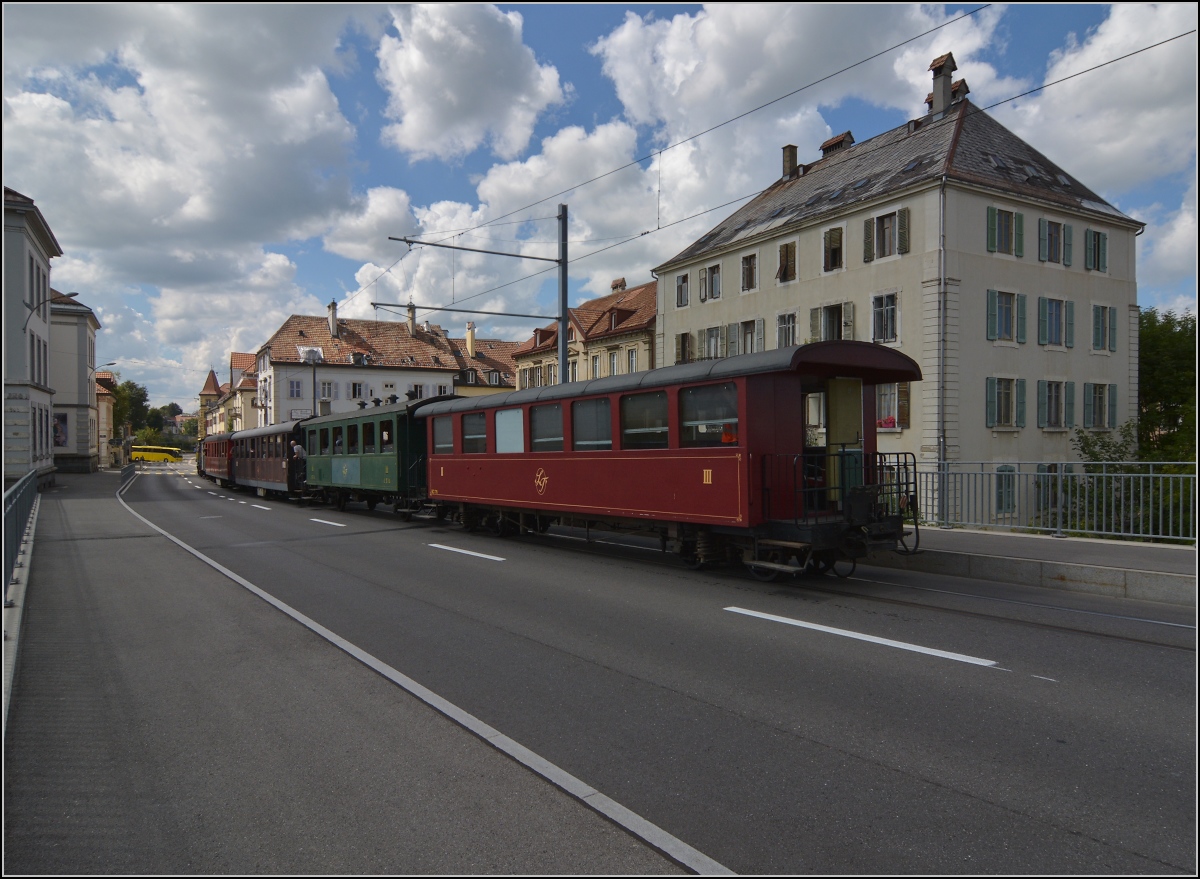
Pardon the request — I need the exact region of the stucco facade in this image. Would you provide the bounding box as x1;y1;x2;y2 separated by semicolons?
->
50;292;102;472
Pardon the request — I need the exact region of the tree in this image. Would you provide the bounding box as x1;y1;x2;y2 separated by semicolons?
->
112;380;151;433
181;418;198;437
1138;308;1196;462
163;402;183;417
134;427;165;446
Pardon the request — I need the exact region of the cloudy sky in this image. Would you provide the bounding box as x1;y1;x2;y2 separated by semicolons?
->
4;3;1196;408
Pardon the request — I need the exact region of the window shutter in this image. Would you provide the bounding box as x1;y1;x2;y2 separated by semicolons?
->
1014;212;1025;257
776;245;787;280
1016;379;1026;428
1017;294;1027;344
1093;305;1104;350
693;330;704;359
1085;228;1095;270
699;267;708;302
842;301;855;340
755;318;764;352
1108;384;1118;428
898;382;910;429
986;290;998;340
986;377;997;427
823;229;832;271
1038;218;1048;262
674;333;683;365
333;383;339;399
1083;383;1094;428
897;207;910;253
1065;382;1075;427
1109;306;1118;351
987;206;997;252
1063;224;1073;266
809;307;820;342
787;243;796;280
1037;381;1048;428
863;218;875;262
719;323;728;356
1098;232;1108;272
1065;300;1075;348
726;323;740;357
1038;297;1048;345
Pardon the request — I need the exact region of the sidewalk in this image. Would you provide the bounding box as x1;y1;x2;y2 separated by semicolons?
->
868;522;1197;606
3;471;684;874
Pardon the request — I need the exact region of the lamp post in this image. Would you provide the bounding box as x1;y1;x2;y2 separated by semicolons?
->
22;289;75;332
304;349;322;419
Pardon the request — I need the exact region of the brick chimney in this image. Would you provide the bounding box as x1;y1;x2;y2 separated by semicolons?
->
820;131;854;157
407;301;416;335
782;144;799;179
327;300;339;338
928;52;957;117
610;277;626;292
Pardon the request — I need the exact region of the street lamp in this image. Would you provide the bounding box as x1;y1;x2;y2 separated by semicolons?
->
22;290;75;332
304;348;322;419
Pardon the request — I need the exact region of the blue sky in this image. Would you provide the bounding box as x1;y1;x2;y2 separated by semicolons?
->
3;4;1195;407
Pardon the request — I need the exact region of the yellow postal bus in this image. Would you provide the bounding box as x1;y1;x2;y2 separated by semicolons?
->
131;445;184;463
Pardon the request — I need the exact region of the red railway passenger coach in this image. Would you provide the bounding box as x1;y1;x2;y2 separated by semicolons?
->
419;341;922;578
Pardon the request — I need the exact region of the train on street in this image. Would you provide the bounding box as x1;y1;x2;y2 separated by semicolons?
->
197;340;922;578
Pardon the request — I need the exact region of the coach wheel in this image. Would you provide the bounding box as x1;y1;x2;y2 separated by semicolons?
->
831;554;856;578
366;498;378;512
335;492;347;512
490;514;511;537
746;549;782;582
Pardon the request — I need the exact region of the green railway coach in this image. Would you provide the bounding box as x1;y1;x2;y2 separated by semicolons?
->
302;396;447;512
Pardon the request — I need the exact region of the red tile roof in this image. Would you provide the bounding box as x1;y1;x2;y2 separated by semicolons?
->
514;280;657;357
199;369;222;397
230;352;255;372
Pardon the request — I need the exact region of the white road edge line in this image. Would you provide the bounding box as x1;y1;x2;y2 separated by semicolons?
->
251;504;271;511
113;483;730;875
429;544;505;562
725;606;998;667
310;518;346;527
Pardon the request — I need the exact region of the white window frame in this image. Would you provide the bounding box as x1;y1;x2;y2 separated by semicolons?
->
872;291;898;344
777;312;797;348
675;272;690;308
740;251;759;293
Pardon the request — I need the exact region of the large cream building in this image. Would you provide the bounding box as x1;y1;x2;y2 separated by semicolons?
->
654;53;1141;470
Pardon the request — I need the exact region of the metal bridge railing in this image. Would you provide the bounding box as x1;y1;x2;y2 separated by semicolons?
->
761;451;917;526
5;472;39;603
915;461;1196;543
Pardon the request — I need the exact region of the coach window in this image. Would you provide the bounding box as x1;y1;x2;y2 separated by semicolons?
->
621;391;669;449
462;412;487;453
319;428;330;454
572;399;612;451
332;426;344;454
347;424;360;454
495;408;525;453
433;416;454;454
531;404;564;452
380;420;394;454
308;430;318;455
363;421;376;454
680;382;739;446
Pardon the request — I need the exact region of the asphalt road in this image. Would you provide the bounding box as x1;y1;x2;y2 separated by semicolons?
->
10;466;1197;873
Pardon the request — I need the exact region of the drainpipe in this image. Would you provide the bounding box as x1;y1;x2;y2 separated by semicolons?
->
938;174;948;527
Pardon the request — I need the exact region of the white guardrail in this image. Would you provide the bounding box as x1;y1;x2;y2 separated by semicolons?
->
913;461;1196;543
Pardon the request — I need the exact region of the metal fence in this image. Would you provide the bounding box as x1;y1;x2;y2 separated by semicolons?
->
4;472;39;602
915;461;1196;543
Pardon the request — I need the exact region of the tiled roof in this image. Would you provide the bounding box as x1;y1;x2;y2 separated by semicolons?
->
655;99;1140;270
259;315;519;386
514;280;657;357
199;369;222;397
230;352;255;372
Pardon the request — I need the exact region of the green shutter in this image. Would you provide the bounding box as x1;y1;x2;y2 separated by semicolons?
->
809;307;820;342
1065;300;1074;348
1038;297;1048;345
987;206;997;252
1037;380;1048;428
1014;212;1024;257
1108;384;1118;428
1085;228;1095;270
863;218;874;262
1016;379;1026;428
1063;224;1073;266
987;289;998;340
898;382;910;429
1083;383;1094;428
1038;218;1048;262
897;207;910;253
1098;232;1108;272
1109;306;1118;351
1017;294;1027;344
986;377;997;427
1093;305;1104;350
1065;382;1075;427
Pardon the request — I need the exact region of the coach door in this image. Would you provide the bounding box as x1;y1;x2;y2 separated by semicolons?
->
825;377;864;503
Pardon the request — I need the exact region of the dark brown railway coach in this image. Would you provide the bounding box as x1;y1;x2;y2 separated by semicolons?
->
420;341;922;578
229;420;307;497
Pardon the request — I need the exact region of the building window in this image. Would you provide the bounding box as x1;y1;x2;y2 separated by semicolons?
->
675;333;692;365
777;312;796;348
569;360;579;382
703;327;722;360
811;303;853;342
741;319;761;354
987;290;1027;343
350;382;365;399
986;377;1026;428
437;384;450;396
823;227;844;271
995;465;1017;514
1084;228;1108;272
863;208;910;262
872;293;897;343
609;350;619;376
320;381;334;399
987;207;1024;256
1038;380;1075;429
741;253;757;291
776;241;796;283
699;264;721;301
591;354;600;378
1038;297;1074;347
1093;305;1117;351
289;380;302;399
876;382;910;429
1083;382;1117;429
676;273;689;307
408;384;424;399
1039;219;1071;264
627;348;637;374
489;370;501;385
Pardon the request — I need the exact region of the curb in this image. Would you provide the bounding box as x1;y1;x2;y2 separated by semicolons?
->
3;494;40;739
867;547;1196;607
